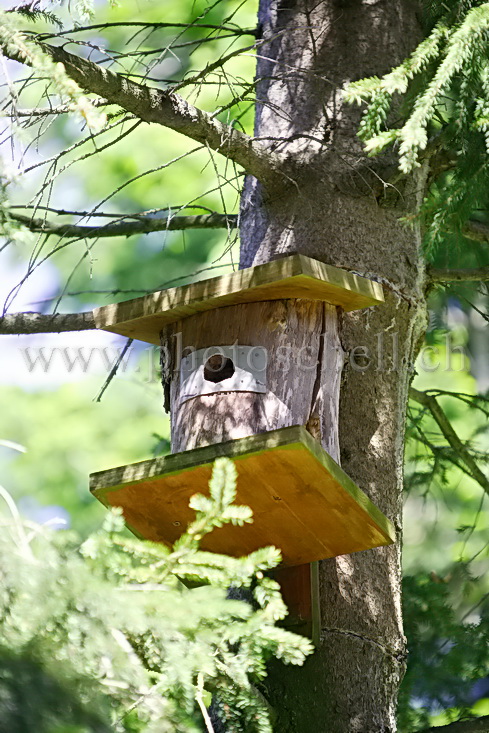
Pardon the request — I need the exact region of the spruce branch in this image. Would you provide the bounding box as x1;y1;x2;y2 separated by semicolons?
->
345;5;489;172
420;715;489;733
0;458;310;732
410;388;489;497
344;3;489;249
0;311;95;334
7;211;238;238
464;220;489;244
429;266;489;283
0;38;282;183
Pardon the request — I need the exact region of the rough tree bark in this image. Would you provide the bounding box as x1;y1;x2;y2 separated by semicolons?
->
238;1;427;731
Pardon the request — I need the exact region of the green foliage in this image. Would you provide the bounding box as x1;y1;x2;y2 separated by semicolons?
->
399;568;489;731
344;1;489;250
0;381;166;536
0;457;312;733
402;347;489;729
407;387;489;505
5;4;62;28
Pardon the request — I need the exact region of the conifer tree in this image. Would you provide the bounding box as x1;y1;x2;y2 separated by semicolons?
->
0;2;488;731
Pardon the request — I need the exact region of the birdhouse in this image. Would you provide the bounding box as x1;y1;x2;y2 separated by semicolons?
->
89;254;394;639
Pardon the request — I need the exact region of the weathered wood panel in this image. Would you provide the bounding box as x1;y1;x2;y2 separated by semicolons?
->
166;300;343;454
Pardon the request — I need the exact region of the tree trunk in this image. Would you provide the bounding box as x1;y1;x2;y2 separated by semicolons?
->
239;1;428;730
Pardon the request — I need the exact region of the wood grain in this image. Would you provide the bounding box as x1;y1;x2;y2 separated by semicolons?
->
90;425;395;568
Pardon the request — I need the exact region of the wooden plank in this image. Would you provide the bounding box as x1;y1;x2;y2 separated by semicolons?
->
273;563;320;644
90;426;395;567
92;255;384;345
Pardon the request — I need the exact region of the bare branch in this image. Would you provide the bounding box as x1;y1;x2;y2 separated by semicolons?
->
420;715;489;733
94;338;133;402
1;39;282;183
28;263;232;304
171;41;257;95
464;220;489;244
38;22;257;38
430;266;489;283
3;99;110;117
0;311;95;335
410;387;489;498
9;203;224;218
7;211;238;238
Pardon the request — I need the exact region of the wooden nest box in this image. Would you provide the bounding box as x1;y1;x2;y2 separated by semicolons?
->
89;254;394;637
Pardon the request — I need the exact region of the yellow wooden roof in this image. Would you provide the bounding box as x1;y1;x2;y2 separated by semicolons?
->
92;254;384;345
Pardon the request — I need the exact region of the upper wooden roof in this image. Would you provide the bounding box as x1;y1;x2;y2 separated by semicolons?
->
93;254;384;345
